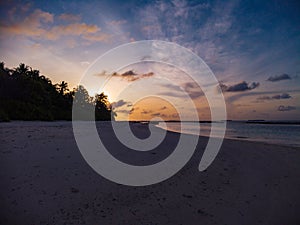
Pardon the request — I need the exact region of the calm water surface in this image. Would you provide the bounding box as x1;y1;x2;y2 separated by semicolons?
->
157;121;300;147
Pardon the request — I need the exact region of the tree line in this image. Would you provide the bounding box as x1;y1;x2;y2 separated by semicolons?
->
0;62;114;121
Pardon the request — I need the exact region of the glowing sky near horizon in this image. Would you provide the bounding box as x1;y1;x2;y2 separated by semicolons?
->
0;0;299;120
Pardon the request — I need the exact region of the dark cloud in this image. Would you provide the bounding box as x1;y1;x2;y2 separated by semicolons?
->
257;93;292;101
151;112;167;117
183;82;199;90
188;91;204;99
277;105;296;112
183;82;204;98
159;82;204;99
115;106;136;115
267;74;291;82
97;70;154;82
140;72;154;78
221;81;260;92
121;70;136;76
160;106;167;110
226;89;300;104
118;71;154;81
272;93;291;99
115;109;131;114
111;99;129;108
128;107;138;114
150;112;179;119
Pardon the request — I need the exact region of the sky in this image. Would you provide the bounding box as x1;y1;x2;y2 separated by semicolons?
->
0;0;299;121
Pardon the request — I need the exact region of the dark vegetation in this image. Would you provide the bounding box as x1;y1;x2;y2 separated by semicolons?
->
0;62;114;121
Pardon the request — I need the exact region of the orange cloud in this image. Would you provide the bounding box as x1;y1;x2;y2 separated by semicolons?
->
83;32;112;42
46;23;100;40
0;9;111;43
1;9;53;37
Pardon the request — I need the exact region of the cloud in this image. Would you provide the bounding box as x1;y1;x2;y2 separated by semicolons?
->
58;13;81;22
257;93;292;101
160;83;182;92
107;20;127;26
111;99;129;108
115;109;132;114
109;70;154;82
277;105;296;112
151;112;168;118
0;9;111;43
183;82;204;98
121;70;137;76
159;91;185;98
267;74;291;82
141;109;153;114
137;0;237;71
46;23;101;40
130;107;138;112
82;32;111;42
140;72;154;78
80;61;90;66
226;89;300;104
0;9;53;37
221;81;260;92
158;82;204;99
115;105;136;115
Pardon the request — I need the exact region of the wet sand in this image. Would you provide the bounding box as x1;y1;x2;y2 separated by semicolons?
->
0;121;300;225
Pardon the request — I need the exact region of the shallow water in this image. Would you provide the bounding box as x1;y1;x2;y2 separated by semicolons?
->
157;121;300;147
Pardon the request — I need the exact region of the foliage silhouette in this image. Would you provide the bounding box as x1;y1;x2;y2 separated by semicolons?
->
0;62;114;121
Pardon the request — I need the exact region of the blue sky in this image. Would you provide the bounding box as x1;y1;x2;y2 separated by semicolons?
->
0;0;299;120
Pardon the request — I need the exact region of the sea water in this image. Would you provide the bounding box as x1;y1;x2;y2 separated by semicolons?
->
156;121;300;147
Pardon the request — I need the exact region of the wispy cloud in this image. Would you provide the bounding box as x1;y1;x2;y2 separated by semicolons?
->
115;109;132;114
151;112;167;117
277;105;296;112
0;9;111;43
257;93;292;101
226;89;300;105
158;82;204;99
58;13;81;22
107;20;127;26
267;74;291;82
183;82;204;98
141;109;153;114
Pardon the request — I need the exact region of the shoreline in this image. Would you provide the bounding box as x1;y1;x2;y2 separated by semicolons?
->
160;127;300;149
1;120;299;148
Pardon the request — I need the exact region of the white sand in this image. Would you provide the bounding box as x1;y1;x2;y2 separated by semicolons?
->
0;121;300;225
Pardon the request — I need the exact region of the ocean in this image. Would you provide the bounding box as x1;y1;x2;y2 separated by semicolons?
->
156;121;300;147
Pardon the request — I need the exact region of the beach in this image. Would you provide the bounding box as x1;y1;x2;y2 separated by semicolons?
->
1;121;300;225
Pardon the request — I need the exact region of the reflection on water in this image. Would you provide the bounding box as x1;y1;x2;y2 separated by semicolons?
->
157;121;300;147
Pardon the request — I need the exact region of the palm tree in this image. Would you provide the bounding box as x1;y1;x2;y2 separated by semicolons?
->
15;63;29;75
0;62;5;71
29;69;40;79
58;81;68;95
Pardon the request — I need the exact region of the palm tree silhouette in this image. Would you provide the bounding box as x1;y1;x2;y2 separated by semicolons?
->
58;81;69;95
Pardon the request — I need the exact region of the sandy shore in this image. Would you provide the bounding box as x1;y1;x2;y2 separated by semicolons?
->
0;121;300;225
